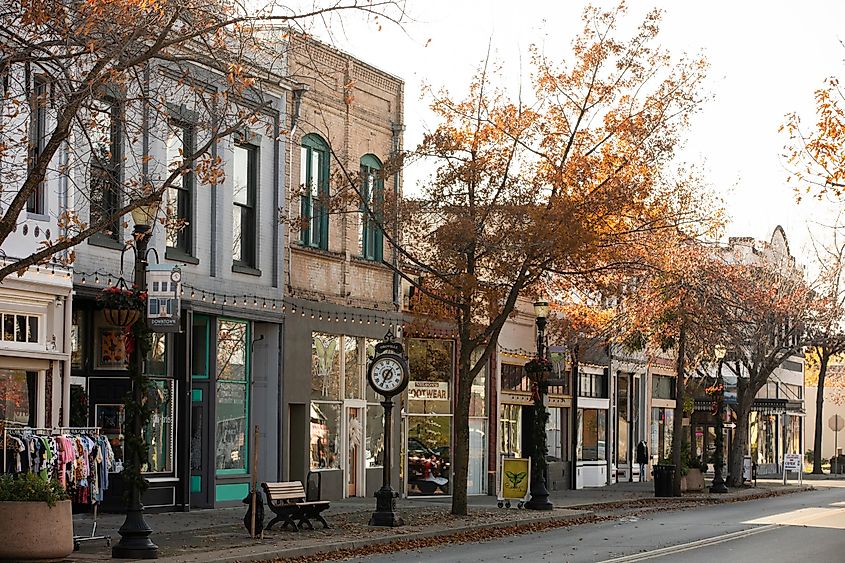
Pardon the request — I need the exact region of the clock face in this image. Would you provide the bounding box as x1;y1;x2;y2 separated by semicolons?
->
368;354;408;396
170;270;182;282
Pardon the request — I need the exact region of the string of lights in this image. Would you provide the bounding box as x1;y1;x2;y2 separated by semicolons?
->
72;268;461;339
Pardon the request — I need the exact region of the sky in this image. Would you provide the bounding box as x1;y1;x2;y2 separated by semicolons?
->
309;0;845;266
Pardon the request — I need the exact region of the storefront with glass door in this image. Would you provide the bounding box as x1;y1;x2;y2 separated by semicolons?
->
70;298;179;511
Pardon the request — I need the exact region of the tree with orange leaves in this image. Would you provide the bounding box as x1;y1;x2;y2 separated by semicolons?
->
377;3;713;515
0;0;406;279
783;75;845;202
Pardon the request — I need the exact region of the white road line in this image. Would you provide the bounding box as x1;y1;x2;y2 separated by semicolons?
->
597;524;781;563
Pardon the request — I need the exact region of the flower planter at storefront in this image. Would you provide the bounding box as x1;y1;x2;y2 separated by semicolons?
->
0;500;73;561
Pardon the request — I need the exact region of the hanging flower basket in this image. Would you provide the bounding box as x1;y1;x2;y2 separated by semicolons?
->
524;357;553;382
98;286;147;327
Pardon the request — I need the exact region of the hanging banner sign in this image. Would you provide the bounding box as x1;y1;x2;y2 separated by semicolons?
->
146;265;181;332
408;381;449;401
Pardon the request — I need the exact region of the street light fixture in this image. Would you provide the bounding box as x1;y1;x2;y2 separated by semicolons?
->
526;299;553;511
710;344;728;494
112;201;159;559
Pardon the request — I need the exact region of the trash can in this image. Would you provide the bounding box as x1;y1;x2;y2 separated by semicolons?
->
653;464;676;497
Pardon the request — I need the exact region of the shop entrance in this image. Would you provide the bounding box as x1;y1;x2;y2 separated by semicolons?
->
190;382;213;508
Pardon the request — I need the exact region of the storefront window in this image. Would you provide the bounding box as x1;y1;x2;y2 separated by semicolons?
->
363;405;383;467
407;338;453;415
469;348;486;417
406;414;451;495
312;333;341;400
215;319;249;474
500;403;522;457
578;408;607;461
547;407;564;461
146;333;167;376
650;407;674;461
652;375;675;400
71;310;85;369
0;369;35;425
310;402;341;469
144;379;174;473
192;315;209;378
751;412;777;465
344;337;361;399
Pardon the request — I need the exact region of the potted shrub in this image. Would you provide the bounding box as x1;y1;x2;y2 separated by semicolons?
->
98;284;147;327
0;474;73;561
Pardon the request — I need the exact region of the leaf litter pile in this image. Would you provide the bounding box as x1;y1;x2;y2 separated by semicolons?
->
265;487;804;562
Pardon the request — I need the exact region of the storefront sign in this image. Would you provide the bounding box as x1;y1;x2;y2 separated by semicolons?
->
500;456;530;501
408;380;449;401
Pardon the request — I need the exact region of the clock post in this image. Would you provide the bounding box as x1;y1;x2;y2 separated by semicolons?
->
367;331;409;527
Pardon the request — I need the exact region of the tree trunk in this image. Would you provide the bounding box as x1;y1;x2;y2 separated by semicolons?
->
671;323;686;497
450;364;472;516
727;391;753;487
813;349;830;474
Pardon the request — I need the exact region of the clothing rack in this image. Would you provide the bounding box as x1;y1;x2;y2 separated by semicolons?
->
56;427;111;551
1;423;111;551
1;421;52;473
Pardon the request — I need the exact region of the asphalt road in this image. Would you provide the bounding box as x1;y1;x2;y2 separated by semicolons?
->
353;484;845;563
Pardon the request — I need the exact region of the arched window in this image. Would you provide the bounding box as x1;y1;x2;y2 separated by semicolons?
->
300;134;330;249
359;154;383;261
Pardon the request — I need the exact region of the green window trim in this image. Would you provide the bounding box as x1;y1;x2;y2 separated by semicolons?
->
359;154;384;262
300;133;330;250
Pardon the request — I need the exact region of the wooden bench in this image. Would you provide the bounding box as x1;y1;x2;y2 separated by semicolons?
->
261;481;330;531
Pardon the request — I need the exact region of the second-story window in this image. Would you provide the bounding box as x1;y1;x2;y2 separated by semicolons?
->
300;134;329;250
233;143;257;268
359;154;384;261
27;78;48;215
165;123;194;255
90;99;121;240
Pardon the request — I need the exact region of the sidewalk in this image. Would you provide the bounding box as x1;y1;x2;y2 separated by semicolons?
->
68;478;815;563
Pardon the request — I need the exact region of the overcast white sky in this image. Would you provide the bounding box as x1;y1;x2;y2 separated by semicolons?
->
312;0;845;266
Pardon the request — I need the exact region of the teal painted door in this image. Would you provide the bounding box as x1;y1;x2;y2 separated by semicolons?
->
190;383;213;508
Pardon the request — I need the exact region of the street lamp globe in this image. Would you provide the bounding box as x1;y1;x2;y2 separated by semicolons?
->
714;344;727;360
130;200;158;230
533;299;549;319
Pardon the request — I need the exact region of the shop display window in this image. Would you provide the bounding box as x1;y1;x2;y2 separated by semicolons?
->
0;369;35;425
309;402;341;469
578;408;607;461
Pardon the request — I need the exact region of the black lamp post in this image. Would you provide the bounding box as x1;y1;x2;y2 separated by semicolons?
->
710;344;728;494
112;204;159;559
526;299;553;511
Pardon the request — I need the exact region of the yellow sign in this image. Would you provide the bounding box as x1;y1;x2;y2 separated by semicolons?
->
501;457;530;500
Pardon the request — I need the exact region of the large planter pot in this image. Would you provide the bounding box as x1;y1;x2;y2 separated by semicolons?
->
0;500;73;561
681;468;705;492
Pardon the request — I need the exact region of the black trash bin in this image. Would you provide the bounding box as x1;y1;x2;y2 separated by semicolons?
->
653;464;676;497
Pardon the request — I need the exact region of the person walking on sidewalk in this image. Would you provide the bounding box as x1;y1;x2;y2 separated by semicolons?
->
636;440;649;481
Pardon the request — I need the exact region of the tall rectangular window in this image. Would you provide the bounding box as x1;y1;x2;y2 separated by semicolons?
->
27;78;47;214
215;319;250;474
232;144;257;267
300;134;329;250
359;156;384;261
166;124;193;255
90;99;121;239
